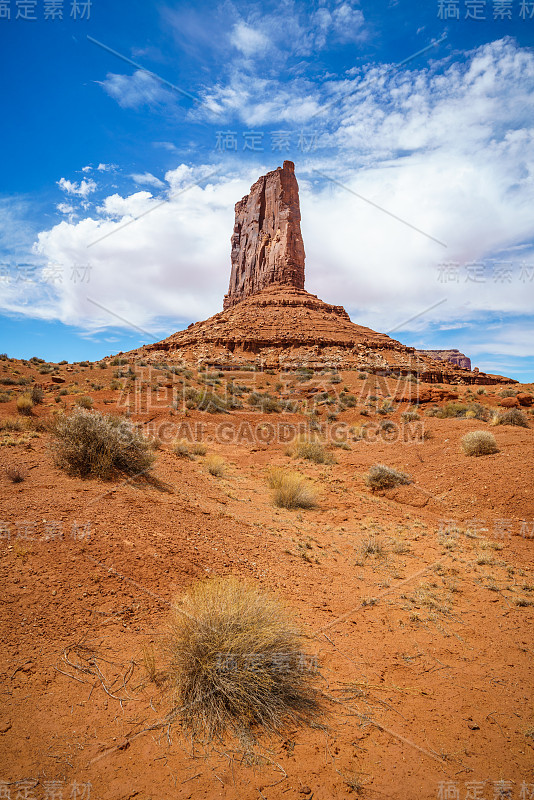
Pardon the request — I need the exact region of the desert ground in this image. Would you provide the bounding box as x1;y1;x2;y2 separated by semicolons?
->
1;355;533;800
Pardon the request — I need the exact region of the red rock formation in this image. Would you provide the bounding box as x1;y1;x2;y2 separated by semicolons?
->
223;161;305;309
417;349;472;371
121;164;513;385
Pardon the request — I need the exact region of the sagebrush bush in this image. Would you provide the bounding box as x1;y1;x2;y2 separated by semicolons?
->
50;408;155;479
492;408;528;428
286;435;334;464
364;464;412;491
166;577;323;743
268;467;316;509
16;395;34;416
401;410;420;422
461;431;498;457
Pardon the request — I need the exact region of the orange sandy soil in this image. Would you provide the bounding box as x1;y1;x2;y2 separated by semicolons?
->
1;359;533;800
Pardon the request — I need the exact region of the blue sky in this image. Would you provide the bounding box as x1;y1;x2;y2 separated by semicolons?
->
0;0;533;379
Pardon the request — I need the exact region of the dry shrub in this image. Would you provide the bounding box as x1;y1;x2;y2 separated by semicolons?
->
286;435;335;464
166;577;323;743
5;464;27;483
401;410;420;422
364;464;412;491
0;416;29;432
50;408;155;479
268;467;316;509
205;455;225;476
30;385;44;404
173;439;192;459
461;431;499;457
492;408;528;428
76;395;93;409
191;442;207;456
16;394;34;416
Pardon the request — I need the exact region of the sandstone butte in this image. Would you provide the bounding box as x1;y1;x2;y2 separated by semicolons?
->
128;161;512;385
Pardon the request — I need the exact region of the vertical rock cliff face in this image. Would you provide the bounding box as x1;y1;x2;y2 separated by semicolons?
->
223;160;305;309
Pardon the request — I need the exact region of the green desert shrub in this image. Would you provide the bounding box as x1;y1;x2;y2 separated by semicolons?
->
268;467;316;509
0;392;12;403
166;577;322;743
492;408;529;428
364;464;412;491
461;431;499;457
50;408;155;479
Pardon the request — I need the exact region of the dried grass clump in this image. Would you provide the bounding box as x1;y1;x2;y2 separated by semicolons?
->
50;408;155;479
268;467;316;509
30;385;44;404
191;442;207;456
0;416;30;432
205;455;225;476
364;464;412;491
286;435;335;464
166;577;323;743
76;395;93;409
173;439;192;459
16;394;34;416
491;408;528;428
461;431;499;457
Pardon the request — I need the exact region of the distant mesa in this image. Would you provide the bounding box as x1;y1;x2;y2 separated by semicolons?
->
416;349;472;371
129;163;511;385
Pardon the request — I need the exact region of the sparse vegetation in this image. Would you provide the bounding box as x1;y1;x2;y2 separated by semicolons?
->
364;464;412;491
436;401;489;420
50;408;155;479
166;576;322;742
268;467;316;509
492;408;529;428
461;431;499;457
